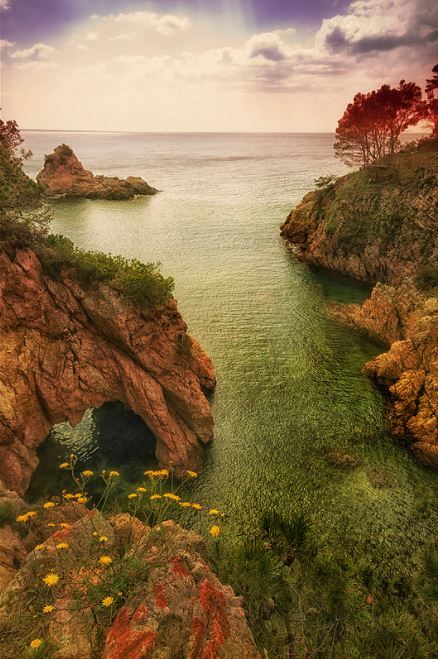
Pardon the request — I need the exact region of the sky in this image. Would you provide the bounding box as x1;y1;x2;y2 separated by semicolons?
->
0;0;436;132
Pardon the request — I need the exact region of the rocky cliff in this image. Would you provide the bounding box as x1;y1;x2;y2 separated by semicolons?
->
281;139;438;467
37;144;158;200
0;505;260;658
0;247;216;495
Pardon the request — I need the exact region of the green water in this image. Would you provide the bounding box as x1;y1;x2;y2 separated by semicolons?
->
24;132;437;654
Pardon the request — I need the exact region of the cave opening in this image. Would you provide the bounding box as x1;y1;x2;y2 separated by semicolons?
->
26;401;157;502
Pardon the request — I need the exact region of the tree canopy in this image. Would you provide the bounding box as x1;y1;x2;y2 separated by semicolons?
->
334;80;426;167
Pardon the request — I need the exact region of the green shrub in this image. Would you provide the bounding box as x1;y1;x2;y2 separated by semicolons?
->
39;235;174;307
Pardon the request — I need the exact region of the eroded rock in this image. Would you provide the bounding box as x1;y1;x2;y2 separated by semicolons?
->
0;247;216;495
37;145;158;200
281;141;438;466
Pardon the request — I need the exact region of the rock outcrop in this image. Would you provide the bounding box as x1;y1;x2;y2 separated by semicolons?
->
281;139;438;466
0;247;216;495
37;144;158;200
0;508;260;657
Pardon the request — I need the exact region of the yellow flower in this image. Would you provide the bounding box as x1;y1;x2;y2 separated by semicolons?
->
144;469;156;477
43;605;55;614
149;494;162;501
102;596;114;607
108;470;120;478
98;536;109;543
27;511;38;518
81;470;94;478
59;462;69;469
92;531;99;537
186;470;198;478
136;487;147;493
76;497;88;504
16;514;30;523
179;501;191;508
99;555;113;566
163;493;180;501
30;639;43;649
47;523;56;528
191;503;202;510
127;493;138;499
43;572;60;587
209;525;220;538
43;501;56;509
63;493;74;500
158;469;169;477
73;493;83;499
59;522;71;529
55;542;69;550
35;544;45;551
208;509;220;516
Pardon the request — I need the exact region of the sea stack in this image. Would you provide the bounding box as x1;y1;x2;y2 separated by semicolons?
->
37;144;158;200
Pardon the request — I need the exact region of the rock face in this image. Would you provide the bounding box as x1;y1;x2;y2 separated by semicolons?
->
0;509;260;658
281;140;438;466
37;144;158;200
0;247;216;495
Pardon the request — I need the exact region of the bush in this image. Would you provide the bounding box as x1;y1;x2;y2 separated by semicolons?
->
417;265;438;291
39;235;174;307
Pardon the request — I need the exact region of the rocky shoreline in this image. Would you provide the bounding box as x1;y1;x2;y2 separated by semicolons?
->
37;144;158;200
281;139;438;467
0;247;216;496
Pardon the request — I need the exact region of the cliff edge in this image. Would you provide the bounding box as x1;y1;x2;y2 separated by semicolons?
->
0;246;216;495
37;144;158;200
281;139;438;466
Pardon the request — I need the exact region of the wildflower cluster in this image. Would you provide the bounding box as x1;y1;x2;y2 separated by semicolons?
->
10;457;225;656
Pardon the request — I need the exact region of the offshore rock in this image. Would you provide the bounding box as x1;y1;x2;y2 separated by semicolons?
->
0;510;260;658
281;140;438;466
0;247;215;495
37;144;158;200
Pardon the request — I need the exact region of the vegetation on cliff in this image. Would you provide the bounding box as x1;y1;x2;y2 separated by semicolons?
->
334;65;438;167
0;120;173;307
282;137;438;283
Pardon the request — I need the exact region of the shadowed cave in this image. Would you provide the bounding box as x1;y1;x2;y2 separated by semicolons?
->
26;401;157;501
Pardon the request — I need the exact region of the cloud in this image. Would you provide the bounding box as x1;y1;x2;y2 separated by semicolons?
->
84;31;99;42
317;0;438;55
103;11;191;36
13;60;57;71
109;32;133;42
246;32;289;62
0;39;15;50
0;0;11;10
11;42;55;60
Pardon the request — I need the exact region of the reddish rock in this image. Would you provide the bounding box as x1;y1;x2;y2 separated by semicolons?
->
0;247;215;495
37;144;158;200
0;515;259;658
281;141;437;467
103;520;260;659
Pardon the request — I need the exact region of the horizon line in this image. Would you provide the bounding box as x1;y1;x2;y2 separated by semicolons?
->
21;128;429;136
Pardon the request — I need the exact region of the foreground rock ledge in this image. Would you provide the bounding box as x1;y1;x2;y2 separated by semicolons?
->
0;510;260;658
37;144;158;200
0;248;216;495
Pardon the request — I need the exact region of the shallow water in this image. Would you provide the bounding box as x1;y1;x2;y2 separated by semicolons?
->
23;132;437;589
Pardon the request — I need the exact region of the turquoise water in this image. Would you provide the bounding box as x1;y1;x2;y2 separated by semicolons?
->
23;133;437;640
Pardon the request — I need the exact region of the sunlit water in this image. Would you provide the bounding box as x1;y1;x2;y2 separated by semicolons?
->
23;132;437;588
